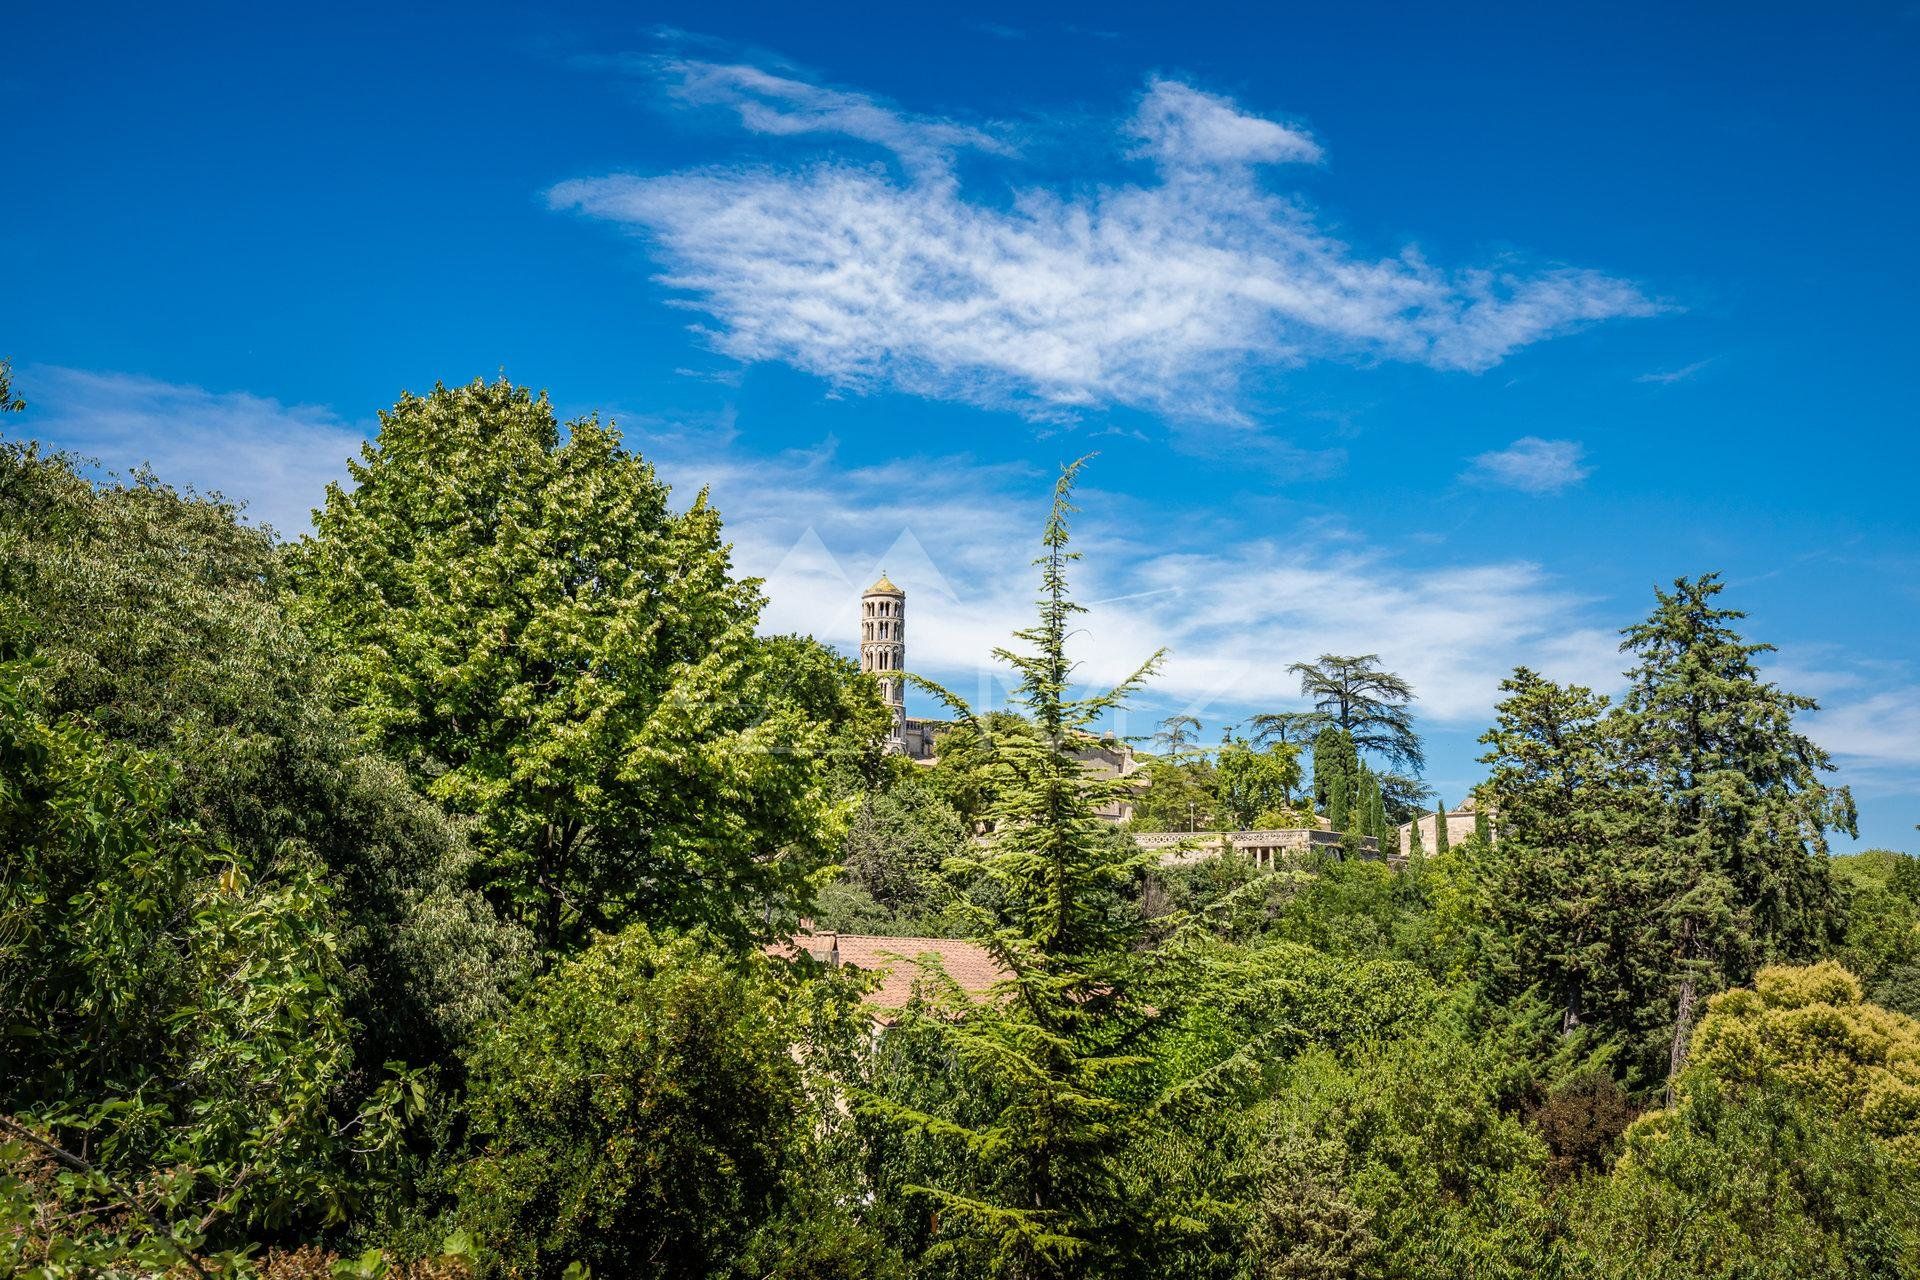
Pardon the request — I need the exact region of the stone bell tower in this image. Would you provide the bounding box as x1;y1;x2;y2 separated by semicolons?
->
860;573;906;748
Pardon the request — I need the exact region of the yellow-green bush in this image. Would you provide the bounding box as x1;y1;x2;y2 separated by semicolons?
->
1653;961;1920;1162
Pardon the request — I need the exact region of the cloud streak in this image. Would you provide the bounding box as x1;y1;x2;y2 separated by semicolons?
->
553;61;1659;425
1635;357;1714;385
12;365;361;535
1463;436;1592;494
618;423;1626;734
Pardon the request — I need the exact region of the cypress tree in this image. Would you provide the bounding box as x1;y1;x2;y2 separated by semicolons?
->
1327;768;1351;835
1432;800;1450;856
1406;805;1425;858
1310;726;1347;812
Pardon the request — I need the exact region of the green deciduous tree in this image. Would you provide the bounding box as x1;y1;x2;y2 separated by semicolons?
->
838;772;971;919
1563;964;1920;1277
0;357;23;413
289;378;846;956
0;440;524;1069
1130;753;1218;832
0;662;415;1262
1214;738;1303;829
457;928;868;1280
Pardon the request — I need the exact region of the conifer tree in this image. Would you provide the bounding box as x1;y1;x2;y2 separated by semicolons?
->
1288;653;1425;771
1474;668;1649;1041
1312;726;1360;814
1406;805;1425;858
1327;769;1351;835
1618;574;1852;1083
1433;800;1451;856
867;459;1230;1278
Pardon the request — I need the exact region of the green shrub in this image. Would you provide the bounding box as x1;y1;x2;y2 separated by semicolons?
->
457;929;808;1279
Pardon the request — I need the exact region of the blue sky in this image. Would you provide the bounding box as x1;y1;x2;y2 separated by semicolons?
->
5;2;1916;848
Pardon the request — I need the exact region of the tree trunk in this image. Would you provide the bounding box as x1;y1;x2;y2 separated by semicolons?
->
1666;976;1698;1104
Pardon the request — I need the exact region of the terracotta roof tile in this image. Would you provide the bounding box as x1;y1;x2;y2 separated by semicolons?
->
775;931;1006;1010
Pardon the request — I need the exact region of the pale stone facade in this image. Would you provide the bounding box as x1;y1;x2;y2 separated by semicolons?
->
855;577;1136;816
1136;827;1382;868
1396;799;1491;857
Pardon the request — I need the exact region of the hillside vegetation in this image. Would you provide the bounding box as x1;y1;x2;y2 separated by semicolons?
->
3;377;1916;1279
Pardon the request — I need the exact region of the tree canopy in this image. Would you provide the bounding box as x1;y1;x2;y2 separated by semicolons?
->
1287;654;1425;772
288;378;852;956
4;395;1913;1280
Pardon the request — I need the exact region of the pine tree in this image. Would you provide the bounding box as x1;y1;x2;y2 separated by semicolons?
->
1618;574;1852;1086
867;459;1231;1278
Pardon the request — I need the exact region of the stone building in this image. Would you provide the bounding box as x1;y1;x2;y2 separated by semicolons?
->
1396;798;1491;857
1134;827;1379;868
856;574;1140;817
858;573;938;758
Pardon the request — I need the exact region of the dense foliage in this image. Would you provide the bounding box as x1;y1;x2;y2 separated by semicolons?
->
3;377;1914;1278
286;379;859;956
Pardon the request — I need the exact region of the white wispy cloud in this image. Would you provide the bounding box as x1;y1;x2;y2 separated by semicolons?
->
551;60;1658;425
649;57;1012;176
1635;357;1715;385
1463;436;1592;494
1811;687;1920;771
12;366;361;535
618;422;1626;734
1126;77;1323;169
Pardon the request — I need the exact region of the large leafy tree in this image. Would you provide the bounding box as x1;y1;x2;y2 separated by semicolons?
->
289;378;847;955
754;632;895;800
838;772;971;918
1213;739;1303;829
0;662;414;1267
1288;654;1424;773
1564;964;1920;1276
1131;753;1219;832
457;928;877;1280
0;440;521;1068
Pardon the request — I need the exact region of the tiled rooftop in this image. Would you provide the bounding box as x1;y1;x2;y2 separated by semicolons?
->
776;931;1007;1010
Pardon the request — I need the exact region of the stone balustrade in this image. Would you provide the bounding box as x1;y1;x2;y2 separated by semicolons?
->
1134;827;1385;868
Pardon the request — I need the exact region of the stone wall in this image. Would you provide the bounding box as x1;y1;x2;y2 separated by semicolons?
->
1395;807;1488;857
1136;827;1382;868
